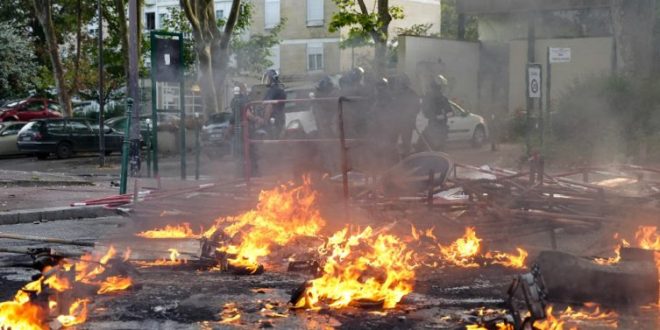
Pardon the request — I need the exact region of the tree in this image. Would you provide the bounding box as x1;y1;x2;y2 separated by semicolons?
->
33;0;73;115
179;0;242;114
441;0;478;41
0;22;38;99
329;0;404;76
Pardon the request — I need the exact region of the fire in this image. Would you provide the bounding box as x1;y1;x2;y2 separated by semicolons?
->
534;306;570;330
97;276;133;294
219;303;241;324
0;278;47;330
436;227;528;269
55;298;89;328
439;227;482;267
488;248;529;268
636;226;660;250
133;248;188;267
292;226;416;310
0;246;133;329
558;303;618;328
136;222;200;239
208;177;326;272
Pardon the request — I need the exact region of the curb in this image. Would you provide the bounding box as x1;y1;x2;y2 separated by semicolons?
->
0;206;120;225
0;180;94;187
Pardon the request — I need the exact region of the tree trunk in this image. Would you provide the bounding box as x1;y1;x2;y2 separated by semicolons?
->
181;0;241;115
33;0;72;116
70;0;82;95
611;0;655;79
113;0;130;78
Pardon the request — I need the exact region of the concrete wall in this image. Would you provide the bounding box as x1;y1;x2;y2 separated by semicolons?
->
397;36;481;112
507;37;613;113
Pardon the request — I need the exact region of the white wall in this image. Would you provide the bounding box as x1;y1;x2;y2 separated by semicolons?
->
398;36;481;112
507;37;613;113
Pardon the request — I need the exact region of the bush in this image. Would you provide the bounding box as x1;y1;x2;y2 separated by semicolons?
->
546;75;660;164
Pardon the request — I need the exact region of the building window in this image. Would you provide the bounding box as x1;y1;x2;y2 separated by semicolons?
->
307;43;323;71
215;9;225;20
158;13;167;29
146;12;155;30
307;0;324;27
264;0;280;29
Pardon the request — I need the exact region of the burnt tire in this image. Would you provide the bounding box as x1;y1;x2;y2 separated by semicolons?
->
56;142;73;159
471;125;486;148
36;152;49;160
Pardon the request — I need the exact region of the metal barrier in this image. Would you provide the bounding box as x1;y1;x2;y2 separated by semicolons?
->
240;96;359;200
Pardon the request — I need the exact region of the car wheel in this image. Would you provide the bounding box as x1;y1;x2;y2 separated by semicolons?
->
56;142;73;159
472;125;486;148
36;152;49;160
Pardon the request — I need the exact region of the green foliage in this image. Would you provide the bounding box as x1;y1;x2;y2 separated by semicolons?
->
0;21;38;99
161;3;283;77
329;0;404;47
441;0;478;41
547;75;660;164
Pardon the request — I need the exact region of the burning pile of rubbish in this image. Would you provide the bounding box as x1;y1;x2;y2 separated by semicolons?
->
4;168;660;329
0;246;134;329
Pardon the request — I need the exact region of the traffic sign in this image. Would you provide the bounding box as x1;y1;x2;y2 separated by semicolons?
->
527;64;542;99
549;47;571;63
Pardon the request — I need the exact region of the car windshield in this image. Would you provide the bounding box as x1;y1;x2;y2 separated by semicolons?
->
207;113;231;124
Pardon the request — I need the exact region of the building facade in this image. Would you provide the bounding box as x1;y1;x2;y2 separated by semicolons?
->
144;0;441;85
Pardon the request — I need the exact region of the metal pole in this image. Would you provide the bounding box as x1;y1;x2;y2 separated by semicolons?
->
546;46;552;144
525;11;536;156
337;97;349;201
178;33;186;180
150;32;159;177
195;112;200;180
128;0;141;174
119;98;133;194
97;0;105;167
242;104;251;182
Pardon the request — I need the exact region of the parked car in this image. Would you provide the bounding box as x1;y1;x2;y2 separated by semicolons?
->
105;115;152;144
0;122;28;156
414;101;488;148
17;118;123;159
202;112;232;145
0;98;63;122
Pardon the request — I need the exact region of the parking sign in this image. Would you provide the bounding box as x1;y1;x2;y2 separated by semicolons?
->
527;64;542;99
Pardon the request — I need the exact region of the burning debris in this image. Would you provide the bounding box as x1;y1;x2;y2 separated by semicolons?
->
291;226;416;310
132;248;188;268
0;246;135;329
135;223;201;239
199;177;326;274
412;226;529;269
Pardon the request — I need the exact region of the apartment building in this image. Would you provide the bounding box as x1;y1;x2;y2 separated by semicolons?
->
144;0;440;83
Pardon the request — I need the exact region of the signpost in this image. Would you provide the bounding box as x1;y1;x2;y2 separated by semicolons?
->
150;31;185;180
526;64;542;154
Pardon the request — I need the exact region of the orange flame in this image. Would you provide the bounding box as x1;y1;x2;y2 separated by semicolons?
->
558;303;618;328
97;276;133;295
293;226;416;310
0;278;47;330
636;226;660;250
0;246;132;329
133;248;188;267
136;222;200;239
208;177;326;272
219;303;241;324
534;306;570;330
437;227;528;269
55;298;90;328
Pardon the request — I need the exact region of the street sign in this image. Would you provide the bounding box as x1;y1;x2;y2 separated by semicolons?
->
549;47;571;63
527;64;542;99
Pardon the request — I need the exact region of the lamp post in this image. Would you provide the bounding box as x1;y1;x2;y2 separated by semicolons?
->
191;84;201;180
